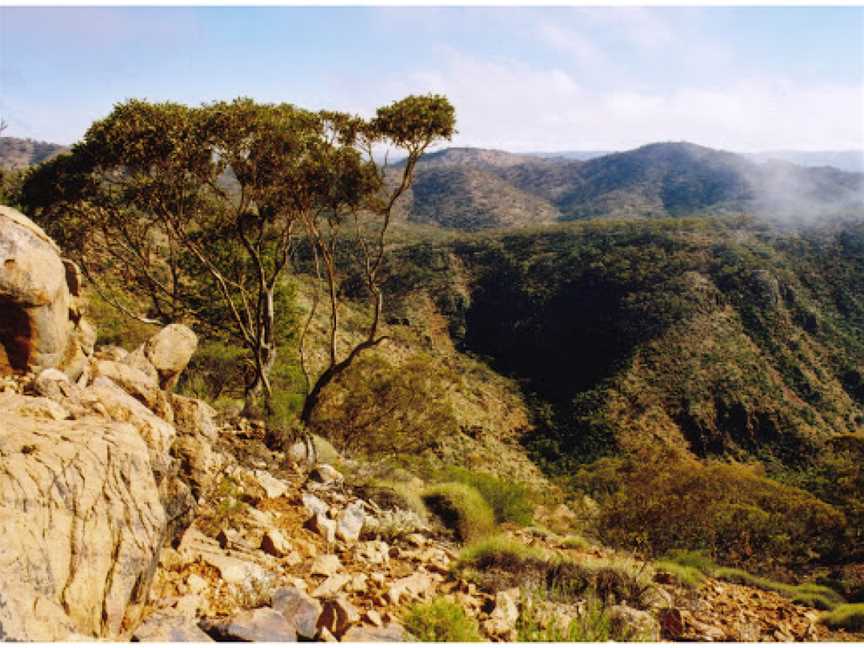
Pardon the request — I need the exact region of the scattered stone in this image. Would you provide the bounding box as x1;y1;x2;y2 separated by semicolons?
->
318;596;360;637
253;469;290;499
318;627;338;642
305;512;337;543
302;492;329;516
355;540;390;566
201;607;297;642
483;587;520;640
143;324;198;390
348;573;369;594
260;529;293;558
186;574;208;595
405;533;427;547
387;573;434;605
271;586;323;640
341;623;408;642
133;613;214;642
309;463;343;484
608;604;661;641
312;574;352;598
311;554;343;576
364;610;383;627
336;501;366;543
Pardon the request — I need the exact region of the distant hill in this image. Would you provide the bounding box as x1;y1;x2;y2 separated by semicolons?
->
529;148;864;173
0;137;68;169
747;150;864;174
393;142;864;229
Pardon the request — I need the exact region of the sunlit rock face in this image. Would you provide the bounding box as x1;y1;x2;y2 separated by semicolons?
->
0;205;93;379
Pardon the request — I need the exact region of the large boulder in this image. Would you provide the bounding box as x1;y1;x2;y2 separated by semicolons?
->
143;324;198;390
0;413;167;640
0;206;93;379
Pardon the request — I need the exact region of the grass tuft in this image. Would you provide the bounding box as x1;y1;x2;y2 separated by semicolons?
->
436;466;534;526
422;482;495;542
403;597;483;642
821;603;864;632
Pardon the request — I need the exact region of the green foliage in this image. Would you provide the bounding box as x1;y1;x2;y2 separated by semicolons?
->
83;289;159;349
656;549;844;609
572;449;847;572
422;482;495;542
653;560;708;588
436;465;533;526
821;604;864;631
456;535;549;570
456;536;654;607
402;597;482;642
309;351;457;457
21;94;456;419
560;534;593;550
199;477;246;536
516;594;614;642
714;567;844;610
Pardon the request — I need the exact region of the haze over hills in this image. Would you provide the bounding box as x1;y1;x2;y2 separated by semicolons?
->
0;137;68;169
3;135;862;232
395;142;864;230
532;149;864;173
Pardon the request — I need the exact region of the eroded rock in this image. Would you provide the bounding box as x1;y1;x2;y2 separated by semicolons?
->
0;413;166;639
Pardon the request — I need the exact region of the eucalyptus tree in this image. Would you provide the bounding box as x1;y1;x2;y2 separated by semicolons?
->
22;94;455;420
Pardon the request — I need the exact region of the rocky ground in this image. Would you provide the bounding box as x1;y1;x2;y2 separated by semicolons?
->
1;204;863;642
136;420;864;642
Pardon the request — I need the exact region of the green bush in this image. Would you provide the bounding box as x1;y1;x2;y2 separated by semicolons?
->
457;535;549;571
821;603;864;631
309;352;458;457
714;567;843;610
456;536;654;607
422;482;495;542
656;550;843;609
403;597;483;642
437;466;534;526
575;449;846;572
517;594;613;642
653;561;707;588
560;534;593;550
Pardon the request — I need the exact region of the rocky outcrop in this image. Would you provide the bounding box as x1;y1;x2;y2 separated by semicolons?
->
0;268;209;642
0;412;166;639
0;206;93;379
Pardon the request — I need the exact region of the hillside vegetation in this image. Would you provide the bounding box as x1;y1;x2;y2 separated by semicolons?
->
392;143;864;228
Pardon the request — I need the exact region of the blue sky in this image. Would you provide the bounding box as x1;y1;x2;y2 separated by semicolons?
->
2;6;863;151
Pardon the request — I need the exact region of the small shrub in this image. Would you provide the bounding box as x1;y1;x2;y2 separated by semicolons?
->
437;465;534;526
309;352;458;457
199;477;246;536
422;482;495;542
561;534;593;550
577;449;846;572
821;603;864;631
364;509;427;542
714;567;844;610
458;535;549;569
555;555;655;606
517;594;613;642
653;561;707;588
403;597;483;642
457;536;654;608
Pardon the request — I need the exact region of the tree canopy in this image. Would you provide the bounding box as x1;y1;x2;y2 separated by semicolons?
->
22;94;455;417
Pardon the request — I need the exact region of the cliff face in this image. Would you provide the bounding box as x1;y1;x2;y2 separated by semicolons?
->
0;207;211;640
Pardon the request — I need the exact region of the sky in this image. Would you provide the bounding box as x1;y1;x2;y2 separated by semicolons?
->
1;6;863;152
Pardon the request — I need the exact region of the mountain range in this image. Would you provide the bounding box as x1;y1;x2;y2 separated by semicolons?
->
393;142;864;230
2;136;862;231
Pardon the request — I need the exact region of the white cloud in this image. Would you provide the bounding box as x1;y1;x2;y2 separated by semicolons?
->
358;49;864;152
